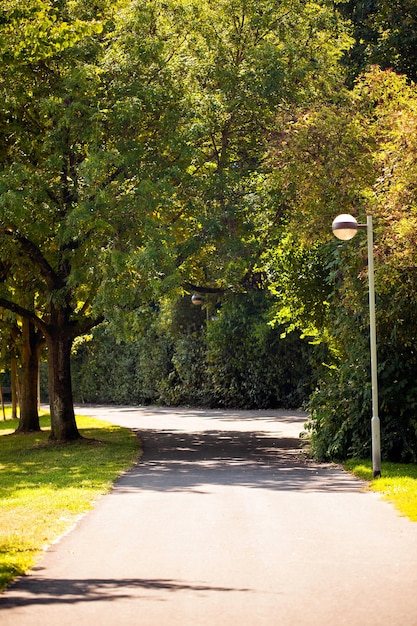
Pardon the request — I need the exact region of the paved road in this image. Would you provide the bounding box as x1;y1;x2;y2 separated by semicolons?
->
1;406;417;626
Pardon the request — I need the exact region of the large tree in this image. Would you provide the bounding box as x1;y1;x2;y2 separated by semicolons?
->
167;0;353;293
0;0;187;440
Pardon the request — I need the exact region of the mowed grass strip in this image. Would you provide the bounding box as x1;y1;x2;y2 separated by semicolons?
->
0;413;140;591
345;460;417;522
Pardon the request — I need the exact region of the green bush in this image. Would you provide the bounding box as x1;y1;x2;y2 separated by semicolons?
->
70;292;320;409
306;332;417;463
71;325;174;405
205;293;317;409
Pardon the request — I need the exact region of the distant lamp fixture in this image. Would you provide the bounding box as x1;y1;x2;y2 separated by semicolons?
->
191;293;203;305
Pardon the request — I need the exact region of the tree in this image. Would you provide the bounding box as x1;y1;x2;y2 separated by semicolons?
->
267;68;417;461
169;0;353;293
0;256;46;431
14;318;45;433
0;0;188;440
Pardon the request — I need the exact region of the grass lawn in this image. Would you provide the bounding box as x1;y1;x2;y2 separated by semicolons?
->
0;411;140;592
344;459;417;522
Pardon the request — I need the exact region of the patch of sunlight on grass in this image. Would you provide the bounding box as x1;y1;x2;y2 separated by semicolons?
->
344;459;417;522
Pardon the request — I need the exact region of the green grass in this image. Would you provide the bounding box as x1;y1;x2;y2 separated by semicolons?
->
0;413;140;591
344;460;417;522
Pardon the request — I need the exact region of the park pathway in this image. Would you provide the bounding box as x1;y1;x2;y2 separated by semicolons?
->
1;406;417;625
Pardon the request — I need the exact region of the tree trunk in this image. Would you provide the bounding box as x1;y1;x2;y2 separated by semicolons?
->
10;354;19;420
46;317;81;442
0;385;4;420
15;320;43;433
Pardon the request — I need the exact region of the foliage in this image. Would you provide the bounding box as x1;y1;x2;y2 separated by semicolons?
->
160;0;353;293
339;0;417;84
159;333;213;407
0;0;353;440
265;235;334;346
204;292;320;409
0;413;139;591
307;326;417;463
71;324;174;405
71;291;323;410
268;68;417;463
0;0;192;438
345;459;417;522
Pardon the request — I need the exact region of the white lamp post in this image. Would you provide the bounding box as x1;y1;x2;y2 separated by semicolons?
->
332;214;381;478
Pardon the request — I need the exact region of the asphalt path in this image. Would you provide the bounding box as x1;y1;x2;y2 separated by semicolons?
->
1;405;417;625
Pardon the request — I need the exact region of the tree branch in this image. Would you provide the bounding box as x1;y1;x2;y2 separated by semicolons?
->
85;165;125;205
70;314;105;340
0;227;60;290
0;297;49;335
183;282;226;295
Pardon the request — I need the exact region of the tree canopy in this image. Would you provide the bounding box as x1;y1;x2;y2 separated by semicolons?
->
0;0;190;438
1;0;417;462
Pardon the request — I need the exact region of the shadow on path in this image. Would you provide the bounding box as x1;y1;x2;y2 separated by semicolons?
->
115;428;365;494
0;413;369;615
0;576;252;609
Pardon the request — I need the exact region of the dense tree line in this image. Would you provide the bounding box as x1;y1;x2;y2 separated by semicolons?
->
267;67;417;461
1;0;417;462
68;292;326;410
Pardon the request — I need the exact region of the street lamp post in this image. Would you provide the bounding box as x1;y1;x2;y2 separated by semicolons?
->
332;214;381;478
